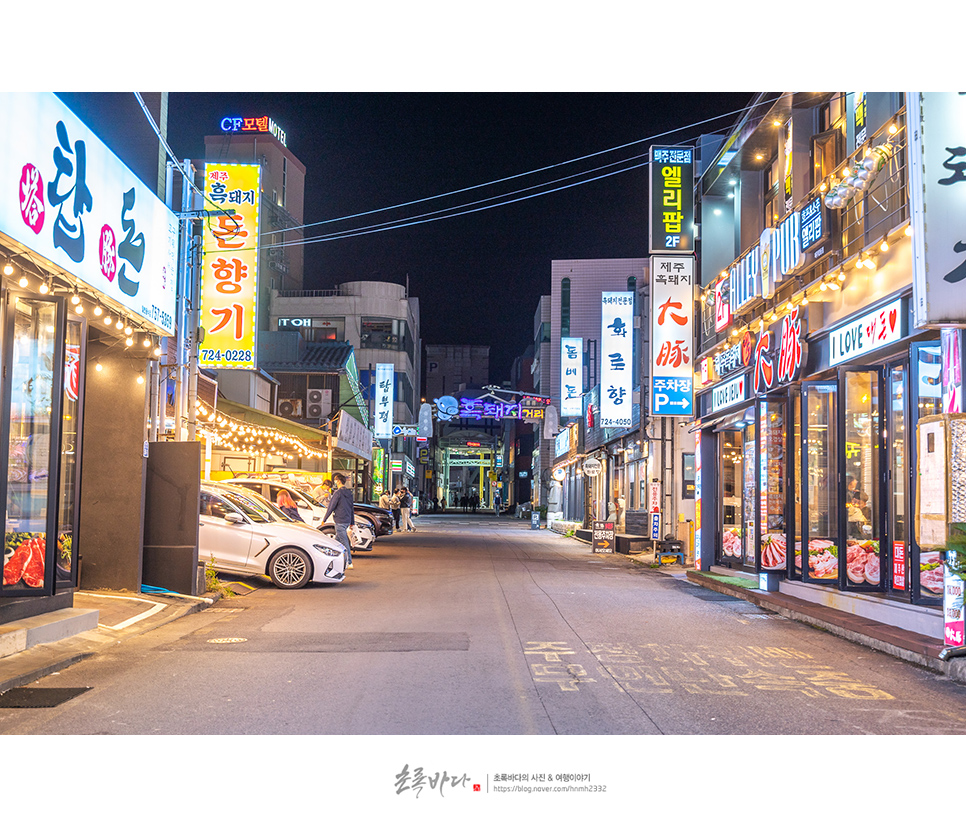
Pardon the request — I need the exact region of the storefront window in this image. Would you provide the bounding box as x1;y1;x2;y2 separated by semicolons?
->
721;429;743;563
805;384;838;581
844;371;881;588
56;319;82;587
4;297;58;593
792;389;803;579
760;400;786;571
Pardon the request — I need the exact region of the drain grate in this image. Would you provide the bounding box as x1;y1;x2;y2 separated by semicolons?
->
0;687;91;708
207;637;248;644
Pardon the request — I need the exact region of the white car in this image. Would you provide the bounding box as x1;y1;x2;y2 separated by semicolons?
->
199;483;347;589
223;477;375;551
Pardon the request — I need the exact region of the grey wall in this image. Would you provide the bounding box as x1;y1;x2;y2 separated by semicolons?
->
77;341;148;591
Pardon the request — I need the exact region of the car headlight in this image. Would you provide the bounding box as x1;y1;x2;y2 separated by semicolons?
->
313;543;342;558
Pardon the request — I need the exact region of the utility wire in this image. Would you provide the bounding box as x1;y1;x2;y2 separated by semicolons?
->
263;95;775;240
142;92;782;248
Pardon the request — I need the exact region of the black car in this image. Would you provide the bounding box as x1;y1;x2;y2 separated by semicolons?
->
354;503;394;536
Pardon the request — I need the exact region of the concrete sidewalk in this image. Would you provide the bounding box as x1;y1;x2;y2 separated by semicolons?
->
0;589;219;694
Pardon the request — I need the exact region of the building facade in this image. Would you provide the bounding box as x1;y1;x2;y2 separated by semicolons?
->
272;280;421;493
692;91;959;640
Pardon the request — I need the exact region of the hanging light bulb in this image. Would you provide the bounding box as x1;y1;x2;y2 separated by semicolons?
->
104;315;112;325
137;374;145;385
125;336;134;347
93;305;103;317
39;280;49;294
95;362;103;372
3;260;14;276
115;319;124;331
75;303;84;314
124;324;133;336
71;291;81;305
18;276;28;288
143;336;152;348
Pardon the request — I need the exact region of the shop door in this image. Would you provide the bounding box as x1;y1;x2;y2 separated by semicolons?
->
758;397;788;573
886;361;909;598
839;367;885;591
719;429;744;568
910;342;944;603
802;381;839;584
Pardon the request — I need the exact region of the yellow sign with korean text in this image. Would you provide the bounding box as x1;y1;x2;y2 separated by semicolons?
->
200;163;260;369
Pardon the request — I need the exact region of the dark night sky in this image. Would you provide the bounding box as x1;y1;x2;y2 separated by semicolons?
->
163;92;755;382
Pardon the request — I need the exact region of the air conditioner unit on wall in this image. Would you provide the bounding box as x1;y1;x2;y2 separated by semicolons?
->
306;388;331;420
278;398;303;418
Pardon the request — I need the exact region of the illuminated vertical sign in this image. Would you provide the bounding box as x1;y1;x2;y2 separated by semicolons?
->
649;146;694;253
694;430;702;571
374;363;394;438
650;257;694;416
560;337;583;417
783;120;794;212
200;163;260;369
600;291;634;428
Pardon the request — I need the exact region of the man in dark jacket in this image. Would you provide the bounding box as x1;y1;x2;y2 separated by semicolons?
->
322;472;355;568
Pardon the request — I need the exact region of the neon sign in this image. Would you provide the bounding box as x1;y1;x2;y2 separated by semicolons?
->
220;116;287;147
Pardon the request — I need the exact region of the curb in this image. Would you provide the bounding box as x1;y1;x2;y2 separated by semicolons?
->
683;570;953;677
0;591;222;694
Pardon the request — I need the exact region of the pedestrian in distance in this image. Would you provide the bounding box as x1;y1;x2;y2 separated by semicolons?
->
275;489;303;523
493;493;502;516
400;487;416;531
379;490;392;511
322;472;355;568
390;489;402;530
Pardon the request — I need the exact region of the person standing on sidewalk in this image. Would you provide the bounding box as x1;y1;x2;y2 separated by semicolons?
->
322;472;355;569
400;487;416;531
390;489;402;530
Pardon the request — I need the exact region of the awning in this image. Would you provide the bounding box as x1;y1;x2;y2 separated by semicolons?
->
689;405;755;433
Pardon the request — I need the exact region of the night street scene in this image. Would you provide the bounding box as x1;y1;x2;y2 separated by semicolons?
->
0;15;956;830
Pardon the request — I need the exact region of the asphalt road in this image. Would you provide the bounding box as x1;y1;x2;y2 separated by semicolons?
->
2;514;966;738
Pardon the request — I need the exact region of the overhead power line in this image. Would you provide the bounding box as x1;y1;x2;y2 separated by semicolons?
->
141;92;780;250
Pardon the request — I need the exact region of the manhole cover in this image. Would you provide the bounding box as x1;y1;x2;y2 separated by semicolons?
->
206;637;248;644
0;687;91;708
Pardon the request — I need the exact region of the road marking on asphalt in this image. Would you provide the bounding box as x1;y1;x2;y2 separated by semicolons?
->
206;637;248;644
522;640;894;699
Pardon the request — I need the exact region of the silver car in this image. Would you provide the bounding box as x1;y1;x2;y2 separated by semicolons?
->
223;478;376;551
200;483;347;589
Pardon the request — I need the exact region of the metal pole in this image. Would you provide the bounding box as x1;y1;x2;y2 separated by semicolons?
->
187;228;201;441
148;359;160;442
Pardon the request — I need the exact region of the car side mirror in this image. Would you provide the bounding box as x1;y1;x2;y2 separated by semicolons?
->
297;501;308;508
224;512;246;524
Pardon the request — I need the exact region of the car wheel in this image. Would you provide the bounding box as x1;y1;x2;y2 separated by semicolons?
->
268;548;312;589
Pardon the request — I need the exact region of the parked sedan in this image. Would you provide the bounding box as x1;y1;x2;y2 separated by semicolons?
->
223;478;375;551
199;483;347;589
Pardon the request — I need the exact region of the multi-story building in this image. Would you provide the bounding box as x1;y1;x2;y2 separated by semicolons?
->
424;344;490;401
271;280;421;491
546;258;654;529
692;91;960;642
